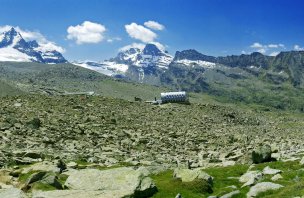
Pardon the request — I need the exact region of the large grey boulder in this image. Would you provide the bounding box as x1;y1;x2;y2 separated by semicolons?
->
262;166;282;175
247;182;283;197
173;168;213;185
21;161;61;174
0;187;27;198
252;145;272;164
239;171;263;187
300;156;304;165
65;167;157;198
33;190;130;198
220;190;240;198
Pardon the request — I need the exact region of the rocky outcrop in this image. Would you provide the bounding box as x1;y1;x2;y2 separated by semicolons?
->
247;182;283;197
252;145;272;164
173;168;213;185
0;188;27;198
239;171;263;187
65;167;157;198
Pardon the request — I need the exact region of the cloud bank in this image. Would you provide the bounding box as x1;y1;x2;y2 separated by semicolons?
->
125;23;157;43
144;21;165;31
67;21;106;44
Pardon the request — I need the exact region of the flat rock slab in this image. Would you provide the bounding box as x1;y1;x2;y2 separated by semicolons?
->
239;171;263;187
220;190;240;198
0;188;27;198
263;166;282;175
33;190;130;198
21;161;60;174
173;168;213;184
65;167;157;198
247;182;283;197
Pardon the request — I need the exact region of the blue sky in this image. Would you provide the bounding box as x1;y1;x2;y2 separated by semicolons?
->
0;0;303;61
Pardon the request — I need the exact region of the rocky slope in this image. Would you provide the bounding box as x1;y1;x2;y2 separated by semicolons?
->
0;95;304;197
1;95;303;168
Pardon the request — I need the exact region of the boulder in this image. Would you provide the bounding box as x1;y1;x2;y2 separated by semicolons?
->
173;168;213;185
0;187;27;198
300;156;304;165
33;189;132;198
271;174;283;181
263;166;282;175
220;190;240;198
21;161;61;174
65;167;157;198
239;171;263;187
247;182;283;197
252;145;272;164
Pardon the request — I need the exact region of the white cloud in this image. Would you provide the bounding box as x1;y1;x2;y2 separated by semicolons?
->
144;21;165;31
250;42;263;48
107;37;121;43
119;43;146;52
269;51;280;56
257;48;266;54
249;42;285;55
0;25;65;53
67;21;106;44
125;22;157;43
268;44;285;48
294;44;304;51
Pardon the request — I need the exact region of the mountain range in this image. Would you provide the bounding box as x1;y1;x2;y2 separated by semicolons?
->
1;28;304;110
72;43;304;89
0;27;67;64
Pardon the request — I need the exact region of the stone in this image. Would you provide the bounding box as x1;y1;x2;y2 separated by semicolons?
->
247;182;283;197
33;189;134;198
300;156;304;165
0;187;27;198
239;171;263;187
263;166;282;175
26;117;42;129
14;157;41;165
271;153;281;161
65;167;157;197
222;161;236;167
13;103;22;107
66;161;78;169
173;168;213;185
220;190;240;198
271;174;283;181
21;161;61;174
40;173;63;189
26;171;47;185
175;193;182;198
252;145;272;164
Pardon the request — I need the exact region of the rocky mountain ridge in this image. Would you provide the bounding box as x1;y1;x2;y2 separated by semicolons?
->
0;28;67;64
73;44;304;90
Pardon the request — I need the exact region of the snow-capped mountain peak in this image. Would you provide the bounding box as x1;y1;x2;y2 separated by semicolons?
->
73;43;173;77
0;27;67;64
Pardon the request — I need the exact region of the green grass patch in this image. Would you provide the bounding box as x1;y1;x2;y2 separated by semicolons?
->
151;170;210;198
31;182;57;191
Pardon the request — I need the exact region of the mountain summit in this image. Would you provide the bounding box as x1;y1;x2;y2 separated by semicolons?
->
0;27;67;64
73;43;173;79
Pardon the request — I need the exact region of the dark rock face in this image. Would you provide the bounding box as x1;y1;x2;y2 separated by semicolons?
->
271;51;304;87
143;43;163;56
174;49;217;62
252;145;272;164
217;52;273;69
